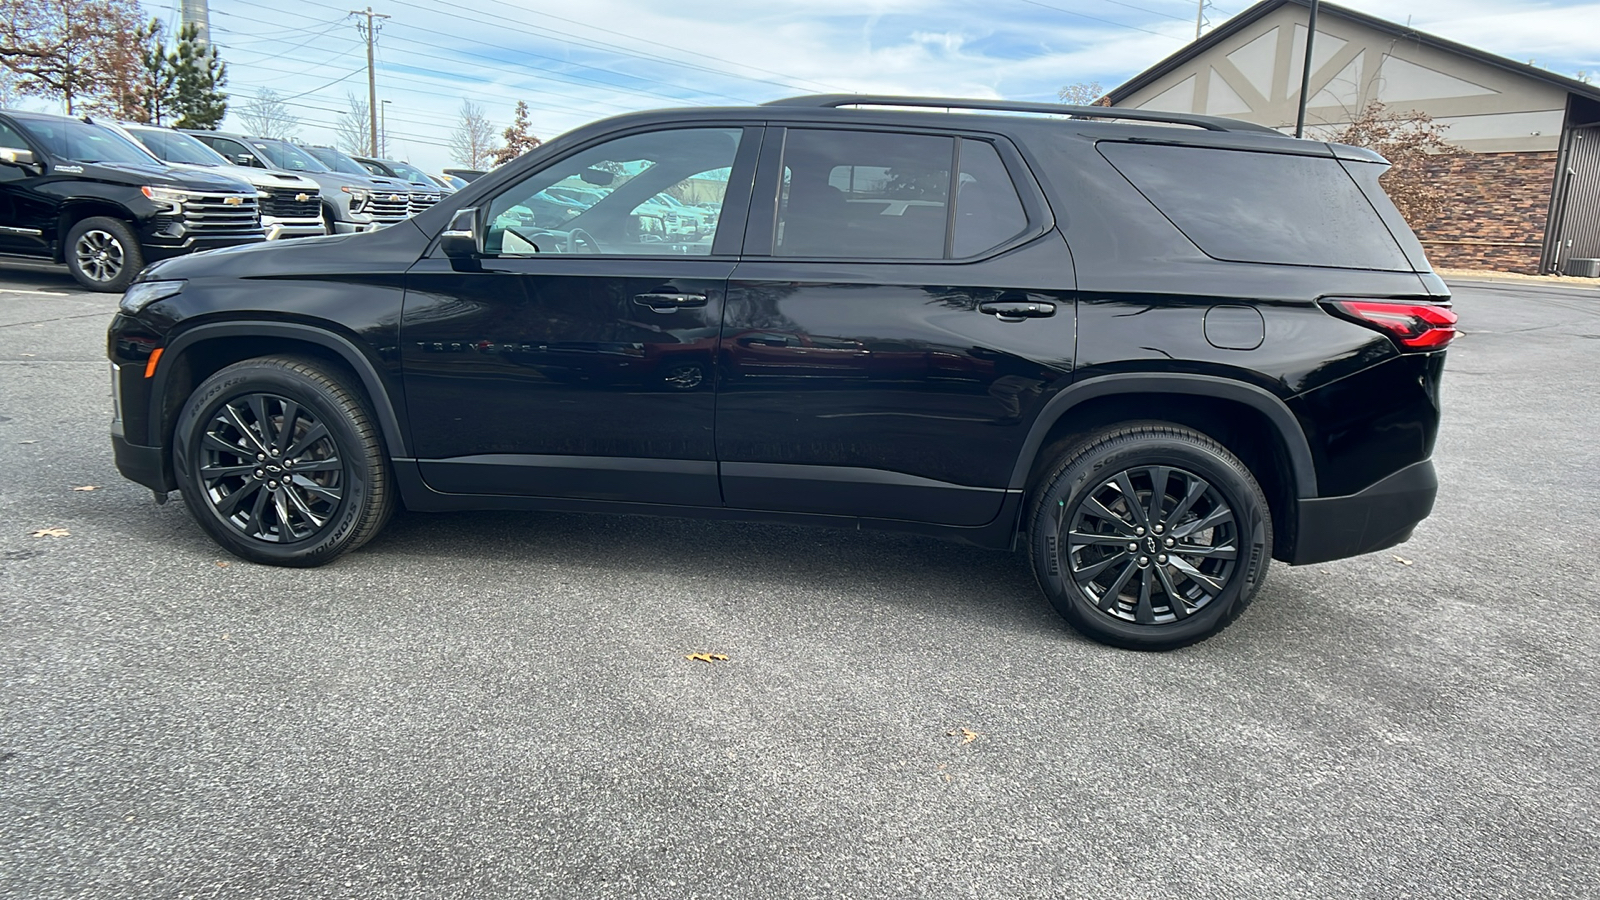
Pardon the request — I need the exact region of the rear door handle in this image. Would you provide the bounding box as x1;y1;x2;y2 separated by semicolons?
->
979;299;1056;321
633;292;708;313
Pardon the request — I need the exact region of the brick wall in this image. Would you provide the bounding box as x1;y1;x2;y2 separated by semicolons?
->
1410;151;1558;274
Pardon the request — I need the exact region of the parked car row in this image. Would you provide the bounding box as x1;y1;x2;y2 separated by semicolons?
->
0;108;454;290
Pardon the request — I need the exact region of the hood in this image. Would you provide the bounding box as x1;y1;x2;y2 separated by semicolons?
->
59;160;254;193
169;160;320;192
150;160;259;193
141;215;430;282
298;169;408;194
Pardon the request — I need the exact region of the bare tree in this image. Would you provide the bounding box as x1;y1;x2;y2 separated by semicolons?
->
238;88;299;140
1058;81;1109;106
1330;101;1458;228
0;0;145;113
448;100;499;169
335;90;371;155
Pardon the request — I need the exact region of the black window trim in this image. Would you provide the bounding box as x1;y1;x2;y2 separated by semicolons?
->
452;122;765;263
743;123;1054;264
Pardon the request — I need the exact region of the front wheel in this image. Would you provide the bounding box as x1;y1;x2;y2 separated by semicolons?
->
172;356;394;566
64;216;143;292
1027;424;1272;651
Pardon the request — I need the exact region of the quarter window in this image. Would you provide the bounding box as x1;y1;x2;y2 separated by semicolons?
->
953;140;1030;258
484;128;742;257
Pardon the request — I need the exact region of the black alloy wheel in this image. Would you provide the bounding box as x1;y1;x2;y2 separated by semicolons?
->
1028;424;1271;650
173;356;393;566
198;392;344;543
1064;465;1238;625
64;216;143;292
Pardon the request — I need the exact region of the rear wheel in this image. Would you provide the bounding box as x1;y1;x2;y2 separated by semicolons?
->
172;356;393;566
1027;424;1272;650
64;217;142;292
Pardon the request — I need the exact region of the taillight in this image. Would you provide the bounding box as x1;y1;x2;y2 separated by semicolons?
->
1324;299;1458;350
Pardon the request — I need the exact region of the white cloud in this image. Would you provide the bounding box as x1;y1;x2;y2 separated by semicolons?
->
199;0;1599;172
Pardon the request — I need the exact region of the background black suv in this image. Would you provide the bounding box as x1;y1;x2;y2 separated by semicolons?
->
107;96;1453;650
0;109;264;291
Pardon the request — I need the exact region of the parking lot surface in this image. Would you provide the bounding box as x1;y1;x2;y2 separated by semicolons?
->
2;263;1597;899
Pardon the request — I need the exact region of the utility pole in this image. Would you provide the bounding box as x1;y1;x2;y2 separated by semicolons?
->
1294;0;1321;138
1194;0;1205;41
350;7;390;157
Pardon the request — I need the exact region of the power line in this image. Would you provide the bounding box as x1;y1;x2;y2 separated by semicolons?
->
395;0;844;93
1012;0;1181;38
215;5;735;110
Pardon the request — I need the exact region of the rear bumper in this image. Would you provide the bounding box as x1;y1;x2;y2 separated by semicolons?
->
1290;459;1437;565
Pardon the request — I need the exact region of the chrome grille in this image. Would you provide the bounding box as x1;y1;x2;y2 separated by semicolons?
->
366;191;410;222
259;187;321;219
181;193;262;234
408;191;442;215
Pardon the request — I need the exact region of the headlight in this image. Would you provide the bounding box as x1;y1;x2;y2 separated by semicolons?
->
119;280;185;315
342;186;370;213
141;185;191;211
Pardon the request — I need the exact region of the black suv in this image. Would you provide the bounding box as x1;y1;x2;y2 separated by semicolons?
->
1;109;264;291
107;96;1452;650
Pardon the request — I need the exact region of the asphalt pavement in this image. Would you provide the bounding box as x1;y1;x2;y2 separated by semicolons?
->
1;262;1597;899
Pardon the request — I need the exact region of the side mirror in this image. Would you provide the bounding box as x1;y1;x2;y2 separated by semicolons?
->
440;207;482;260
0;147;37;169
233;153;256;167
580;167;615;186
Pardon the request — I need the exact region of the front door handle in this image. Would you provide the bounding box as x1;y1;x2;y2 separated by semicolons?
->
633;292;708;313
979;299;1056;321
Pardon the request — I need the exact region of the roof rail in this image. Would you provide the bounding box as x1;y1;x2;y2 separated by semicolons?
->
762;94;1287;136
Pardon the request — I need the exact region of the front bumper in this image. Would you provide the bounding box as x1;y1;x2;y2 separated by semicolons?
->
1290;459;1437;565
330;220;381;235
262;217;327;240
112;432;174;493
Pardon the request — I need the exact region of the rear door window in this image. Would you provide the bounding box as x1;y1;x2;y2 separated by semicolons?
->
774;129;1033;260
1099;142;1411;271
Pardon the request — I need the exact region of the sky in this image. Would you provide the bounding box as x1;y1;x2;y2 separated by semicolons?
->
121;0;1600;172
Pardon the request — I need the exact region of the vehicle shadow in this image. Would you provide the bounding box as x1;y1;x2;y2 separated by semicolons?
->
362;508;1063;634
0;263;81;292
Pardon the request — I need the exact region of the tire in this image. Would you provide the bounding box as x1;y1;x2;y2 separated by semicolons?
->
172;356;394;567
64;216;143;292
1027;424;1272;651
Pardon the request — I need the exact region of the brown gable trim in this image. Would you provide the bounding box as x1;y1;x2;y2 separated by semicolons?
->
1106;0;1600;108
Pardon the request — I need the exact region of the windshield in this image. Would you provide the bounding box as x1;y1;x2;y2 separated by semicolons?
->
302;145;371;177
129;127;229;167
387;160;431;183
247;139;330;173
23;118;159;166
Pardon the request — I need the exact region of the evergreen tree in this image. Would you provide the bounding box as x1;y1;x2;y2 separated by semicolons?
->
170;23;227;130
131;18;176;124
490;101;540;166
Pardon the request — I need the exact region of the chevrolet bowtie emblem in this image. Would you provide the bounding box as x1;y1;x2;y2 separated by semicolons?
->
295;192;310;202
389;194;403;202
223;196;243;205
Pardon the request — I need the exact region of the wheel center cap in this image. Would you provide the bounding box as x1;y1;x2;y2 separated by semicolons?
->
266;464;283;474
1145;536;1159;553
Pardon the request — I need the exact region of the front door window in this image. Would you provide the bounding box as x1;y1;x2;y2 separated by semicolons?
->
484;128;742;257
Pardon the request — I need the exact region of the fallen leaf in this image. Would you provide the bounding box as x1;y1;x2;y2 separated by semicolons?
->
684;653;730;663
948;728;981;745
1393;556;1414;566
29;528;69;538
215;561;230;568
71;485;98;492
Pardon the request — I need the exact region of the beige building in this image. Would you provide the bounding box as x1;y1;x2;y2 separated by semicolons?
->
1107;0;1600;275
